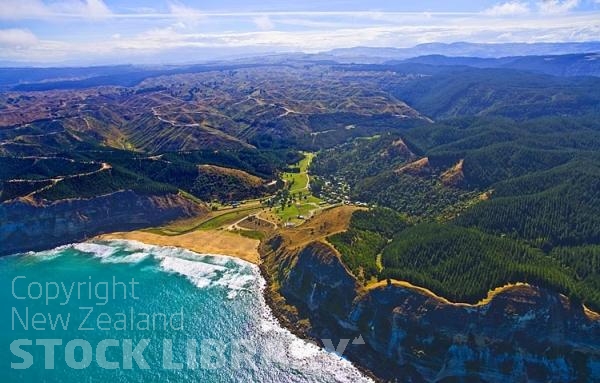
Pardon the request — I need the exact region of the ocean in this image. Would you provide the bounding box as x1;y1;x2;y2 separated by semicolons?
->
1;240;371;382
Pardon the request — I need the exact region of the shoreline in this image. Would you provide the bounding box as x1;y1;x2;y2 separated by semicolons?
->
93;232;378;381
93;227;600;323
95;225;599;382
96;229;261;264
94;229;379;381
257;256;382;383
4;237;373;382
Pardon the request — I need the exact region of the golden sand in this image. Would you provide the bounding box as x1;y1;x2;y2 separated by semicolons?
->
97;229;260;264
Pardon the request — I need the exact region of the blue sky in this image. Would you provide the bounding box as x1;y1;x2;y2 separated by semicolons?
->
1;0;599;64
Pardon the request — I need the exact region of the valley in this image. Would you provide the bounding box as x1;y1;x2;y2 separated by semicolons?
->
2;55;600;382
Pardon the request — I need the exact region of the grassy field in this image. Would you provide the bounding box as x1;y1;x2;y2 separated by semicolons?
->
276;152;324;224
276;203;315;222
144;152;325;235
143;205;262;235
282;152;314;193
286;172;309;193
196;207;263;230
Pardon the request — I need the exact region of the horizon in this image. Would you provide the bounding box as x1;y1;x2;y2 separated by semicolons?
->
1;40;600;69
1;0;600;65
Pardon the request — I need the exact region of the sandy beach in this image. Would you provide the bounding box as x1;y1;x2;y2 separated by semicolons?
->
97;229;261;264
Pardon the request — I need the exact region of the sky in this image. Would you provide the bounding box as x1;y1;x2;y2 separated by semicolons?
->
0;0;599;65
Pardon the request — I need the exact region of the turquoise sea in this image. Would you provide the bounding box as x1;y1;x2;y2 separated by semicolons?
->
1;240;371;382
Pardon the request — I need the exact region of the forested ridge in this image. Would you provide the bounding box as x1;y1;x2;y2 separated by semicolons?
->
328;208;408;283
381;223;600;308
326;207;600;310
314;71;600;311
0;148;292;203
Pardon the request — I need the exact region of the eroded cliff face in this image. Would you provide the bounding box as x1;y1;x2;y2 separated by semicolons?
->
280;241;360;317
261;237;600;382
0;191;204;256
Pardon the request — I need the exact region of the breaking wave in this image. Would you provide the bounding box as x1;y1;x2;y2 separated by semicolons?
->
10;240;372;382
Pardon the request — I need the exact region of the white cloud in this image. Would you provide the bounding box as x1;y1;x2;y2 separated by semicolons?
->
82;0;112;18
0;0;112;20
484;2;530;16
275;18;353;29
69;0;111;18
253;15;274;30
0;28;38;48
538;0;580;14
0;1;48;19
2;8;600;63
167;1;205;21
88;13;600;52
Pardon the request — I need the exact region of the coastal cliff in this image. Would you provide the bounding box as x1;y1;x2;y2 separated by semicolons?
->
0;191;205;256
260;235;600;382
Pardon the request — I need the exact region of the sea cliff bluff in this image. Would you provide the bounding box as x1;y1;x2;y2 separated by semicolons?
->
0;190;204;256
260;208;600;382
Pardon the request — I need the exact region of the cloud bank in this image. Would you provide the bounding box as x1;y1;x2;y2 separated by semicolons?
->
0;1;599;64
